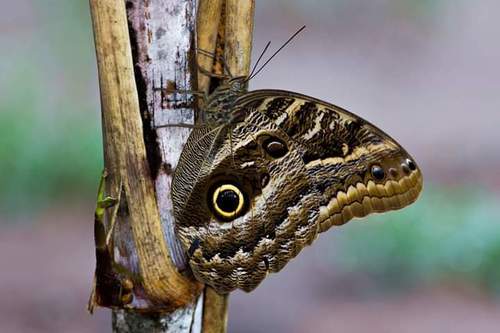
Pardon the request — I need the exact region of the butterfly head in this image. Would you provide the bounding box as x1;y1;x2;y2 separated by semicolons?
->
226;76;248;93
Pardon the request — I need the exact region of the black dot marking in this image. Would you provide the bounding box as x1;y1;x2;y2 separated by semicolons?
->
246;140;258;150
216;189;240;213
371;165;385;181
406;159;416;171
263;257;270;270
188;238;201;257
263;139;288;158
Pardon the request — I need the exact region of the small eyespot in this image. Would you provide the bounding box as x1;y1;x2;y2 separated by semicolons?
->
389;168;398;178
211;184;245;220
371;165;385;181
263;138;288;158
401;163;411;175
406;159;416;171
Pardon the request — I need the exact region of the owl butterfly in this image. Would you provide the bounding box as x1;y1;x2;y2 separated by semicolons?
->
171;40;423;295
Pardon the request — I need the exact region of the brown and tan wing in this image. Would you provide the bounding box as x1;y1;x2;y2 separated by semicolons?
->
172;89;423;293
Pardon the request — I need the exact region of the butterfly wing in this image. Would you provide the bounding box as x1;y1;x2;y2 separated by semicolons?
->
172;89;423;293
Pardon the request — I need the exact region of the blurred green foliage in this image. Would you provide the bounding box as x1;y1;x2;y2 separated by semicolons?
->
0;1;102;216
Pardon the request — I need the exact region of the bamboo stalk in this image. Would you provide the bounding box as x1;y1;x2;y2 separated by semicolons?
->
224;0;255;76
199;1;255;333
202;287;229;333
197;0;224;93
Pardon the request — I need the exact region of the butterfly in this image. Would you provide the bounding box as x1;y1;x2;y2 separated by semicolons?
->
170;29;423;294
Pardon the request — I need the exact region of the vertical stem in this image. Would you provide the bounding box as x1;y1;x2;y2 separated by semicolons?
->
196;0;224;93
224;0;255;76
199;1;255;333
202;287;229;333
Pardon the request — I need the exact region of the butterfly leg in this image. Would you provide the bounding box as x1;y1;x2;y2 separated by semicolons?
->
197;65;231;80
165;88;209;104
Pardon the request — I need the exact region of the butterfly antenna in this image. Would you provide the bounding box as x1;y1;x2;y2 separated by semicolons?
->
248;41;272;79
248;25;306;81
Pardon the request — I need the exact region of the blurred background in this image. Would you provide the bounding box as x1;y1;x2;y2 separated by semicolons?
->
1;0;499;332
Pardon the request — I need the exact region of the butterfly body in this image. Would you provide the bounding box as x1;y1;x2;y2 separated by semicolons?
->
202;76;249;126
172;84;423;294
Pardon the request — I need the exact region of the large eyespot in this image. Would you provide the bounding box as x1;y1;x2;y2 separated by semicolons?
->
263;138;288;158
211;184;246;221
